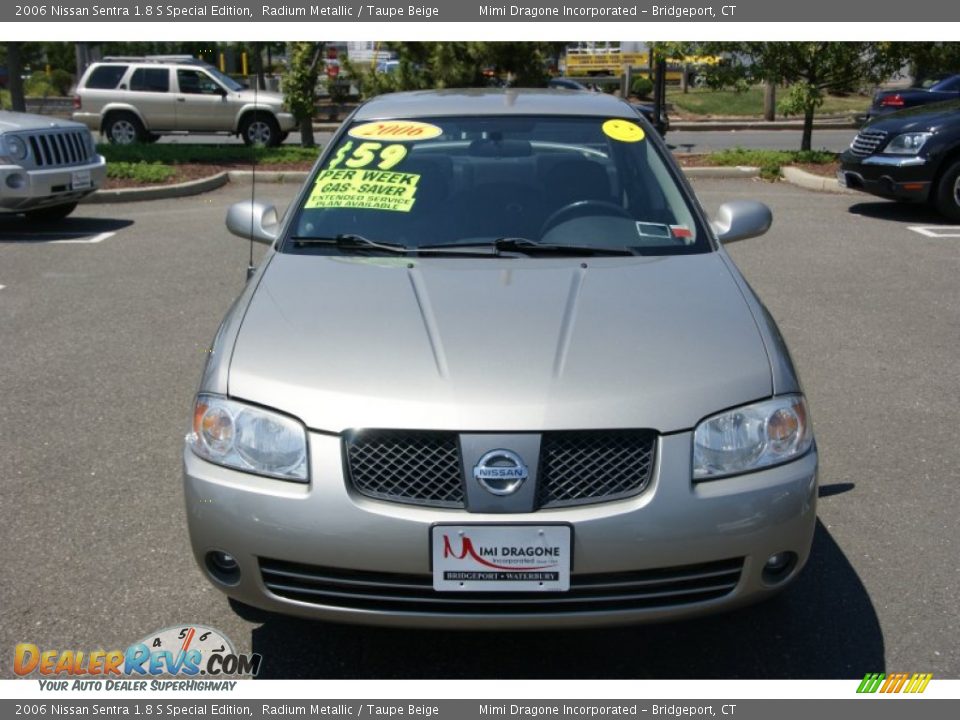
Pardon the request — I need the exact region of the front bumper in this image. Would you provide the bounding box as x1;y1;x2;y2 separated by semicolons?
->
838;151;932;203
0;155;106;213
183;432;817;629
276;112;297;132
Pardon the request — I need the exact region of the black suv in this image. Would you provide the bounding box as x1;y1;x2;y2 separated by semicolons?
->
839;100;960;220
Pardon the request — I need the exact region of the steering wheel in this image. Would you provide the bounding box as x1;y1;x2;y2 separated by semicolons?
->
539;200;632;237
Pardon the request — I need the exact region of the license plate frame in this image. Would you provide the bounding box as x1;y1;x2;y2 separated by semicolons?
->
431;524;571;592
71;170;92;191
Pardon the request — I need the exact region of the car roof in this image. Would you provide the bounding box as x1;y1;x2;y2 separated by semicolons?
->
353;88;639;120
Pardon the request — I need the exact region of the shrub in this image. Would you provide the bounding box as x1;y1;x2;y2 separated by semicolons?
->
105;161;176;184
631;76;654;98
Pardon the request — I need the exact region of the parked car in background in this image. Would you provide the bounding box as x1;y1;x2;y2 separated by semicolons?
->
185;89;817;629
839;100;960;220
866;74;960;120
546;78;669;136
1;110;105;221
73;56;296;146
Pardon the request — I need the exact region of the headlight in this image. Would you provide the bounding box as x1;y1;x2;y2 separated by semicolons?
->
884;132;932;155
693;395;813;480
3;135;29;162
187;394;308;481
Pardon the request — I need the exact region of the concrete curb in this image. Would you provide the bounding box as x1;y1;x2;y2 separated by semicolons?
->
671;119;858;132
82;171;229;204
227;170;310;184
780;165;858;195
683;166;761;179
83;164;862;205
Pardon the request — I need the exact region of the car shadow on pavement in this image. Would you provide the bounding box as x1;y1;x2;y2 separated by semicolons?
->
246;519;883;679
847;200;949;224
0;216;133;242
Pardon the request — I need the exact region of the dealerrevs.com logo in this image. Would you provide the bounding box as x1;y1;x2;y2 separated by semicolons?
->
15;625;262;689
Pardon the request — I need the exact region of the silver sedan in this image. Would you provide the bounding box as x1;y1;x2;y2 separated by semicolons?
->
183;89;817;628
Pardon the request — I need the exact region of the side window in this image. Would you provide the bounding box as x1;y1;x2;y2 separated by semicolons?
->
177;70;222;95
130;68;170;93
85;65;127;90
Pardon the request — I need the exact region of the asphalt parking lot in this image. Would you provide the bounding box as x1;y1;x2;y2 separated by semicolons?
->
1;178;957;679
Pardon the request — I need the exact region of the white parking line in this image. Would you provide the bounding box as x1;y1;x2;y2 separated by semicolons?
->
907;226;960;238
49;232;115;245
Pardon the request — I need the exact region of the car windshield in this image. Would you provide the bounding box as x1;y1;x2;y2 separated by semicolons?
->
285;115;707;255
928;75;960;92
202;64;243;92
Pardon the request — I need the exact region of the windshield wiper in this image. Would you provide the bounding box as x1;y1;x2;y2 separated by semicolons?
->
290;234;499;256
421;237;636;257
290;234;409;253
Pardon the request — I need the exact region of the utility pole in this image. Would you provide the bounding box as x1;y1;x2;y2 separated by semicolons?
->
7;43;26;112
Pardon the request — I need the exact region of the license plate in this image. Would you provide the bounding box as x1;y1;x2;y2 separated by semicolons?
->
431;525;571;592
72;170;92;190
836;170;848;187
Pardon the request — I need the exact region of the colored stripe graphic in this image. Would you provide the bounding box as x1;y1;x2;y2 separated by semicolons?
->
857;672;932;694
857;673;884;693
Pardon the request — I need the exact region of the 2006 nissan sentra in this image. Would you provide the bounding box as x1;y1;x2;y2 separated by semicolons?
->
183;89;817;628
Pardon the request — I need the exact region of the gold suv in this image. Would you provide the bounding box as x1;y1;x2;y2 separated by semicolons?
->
73;56;296;146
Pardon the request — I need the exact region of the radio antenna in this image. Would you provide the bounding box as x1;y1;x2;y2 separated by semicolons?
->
246;55;258;281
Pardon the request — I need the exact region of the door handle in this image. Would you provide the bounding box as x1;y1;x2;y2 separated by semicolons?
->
177;98;186;102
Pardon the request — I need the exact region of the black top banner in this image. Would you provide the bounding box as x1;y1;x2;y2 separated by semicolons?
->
4;0;959;22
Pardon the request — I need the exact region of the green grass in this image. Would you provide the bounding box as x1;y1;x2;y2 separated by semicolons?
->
705;148;836;180
96;144;321;166
105;161;177;184
668;85;870;117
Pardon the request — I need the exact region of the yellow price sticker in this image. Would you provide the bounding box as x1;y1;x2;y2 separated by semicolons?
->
327;141;409;170
348;120;444;142
304;168;421;213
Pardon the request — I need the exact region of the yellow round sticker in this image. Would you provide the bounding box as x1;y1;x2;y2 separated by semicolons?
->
602;119;646;143
348;120;444;142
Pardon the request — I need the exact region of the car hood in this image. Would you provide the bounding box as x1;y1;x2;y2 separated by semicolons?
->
228;252;773;433
864;99;960;133
0;111;87;133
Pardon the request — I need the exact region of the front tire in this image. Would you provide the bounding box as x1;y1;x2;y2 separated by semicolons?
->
240;113;281;147
25;202;78;222
934;159;960;222
103;112;146;145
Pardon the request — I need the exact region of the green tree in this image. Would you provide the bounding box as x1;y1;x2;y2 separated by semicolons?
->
696;42;902;150
283;42;323;147
887;42;960;84
351;42;552;98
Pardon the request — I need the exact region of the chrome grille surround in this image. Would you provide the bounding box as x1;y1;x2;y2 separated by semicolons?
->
849;129;888;157
19;130;93;169
345;430;657;509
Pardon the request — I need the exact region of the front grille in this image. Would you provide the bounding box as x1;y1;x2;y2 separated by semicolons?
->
345;430;464;507
538;430;655;508
260;557;743;615
849;129;888;157
24;130;92;168
345;430;658;510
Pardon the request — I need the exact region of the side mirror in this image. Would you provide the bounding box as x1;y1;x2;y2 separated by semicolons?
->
225;201;279;245
711;201;773;244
